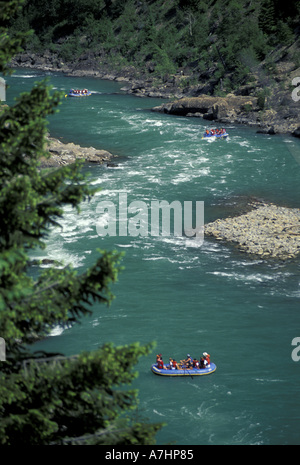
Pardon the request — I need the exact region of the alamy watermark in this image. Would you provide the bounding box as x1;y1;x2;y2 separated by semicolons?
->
290;84;300;364
288;77;300;167
291;338;300;362
292;77;300;103
96;193;204;246
0;337;6;361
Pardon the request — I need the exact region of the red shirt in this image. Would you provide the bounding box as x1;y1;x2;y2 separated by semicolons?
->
157;359;164;369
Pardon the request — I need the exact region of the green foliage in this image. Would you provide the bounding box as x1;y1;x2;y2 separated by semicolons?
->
153;46;176;78
58;33;84;62
257;90;266;110
0;343;162;445
5;0;299;91
0;0;31;75
0;0;163;445
259;0;277;35
276;20;295;46
83;15;116;50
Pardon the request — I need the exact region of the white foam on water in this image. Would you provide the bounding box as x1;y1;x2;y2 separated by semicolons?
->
11;74;41;78
143;256;165;261
207;271;276;283
45;248;86;268
144;119;164;127
254;378;284;384
171;168;210;185
49;325;65;336
153;409;166;417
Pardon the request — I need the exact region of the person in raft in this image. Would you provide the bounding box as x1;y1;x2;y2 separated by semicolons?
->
178;353;211;369
193;358;200;369
168;358;181;370
180;354;193;369
156;353;211;370
203;352;211;368
156;355;167;370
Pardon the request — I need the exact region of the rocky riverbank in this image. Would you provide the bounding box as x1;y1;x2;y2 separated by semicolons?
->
152;94;259;124
10;52;183;99
41;136;115;168
152;94;300;136
205;202;300;260
10;51;300;137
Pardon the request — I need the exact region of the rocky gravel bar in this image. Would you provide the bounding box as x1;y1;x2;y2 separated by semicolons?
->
205;203;300;260
40;136;115;167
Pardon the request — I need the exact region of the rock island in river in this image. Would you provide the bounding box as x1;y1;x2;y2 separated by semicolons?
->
41;136;114;167
205;202;300;260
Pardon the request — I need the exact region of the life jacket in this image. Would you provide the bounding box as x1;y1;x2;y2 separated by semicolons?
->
157;359;164;369
186;357;193;367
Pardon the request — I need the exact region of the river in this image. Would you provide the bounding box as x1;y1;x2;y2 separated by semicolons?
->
5;69;300;445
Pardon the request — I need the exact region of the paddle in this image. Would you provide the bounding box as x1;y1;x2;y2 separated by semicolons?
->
180;361;193;380
185;366;193;380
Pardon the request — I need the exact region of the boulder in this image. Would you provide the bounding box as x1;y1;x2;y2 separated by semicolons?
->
293;127;300;138
40;137;115;167
152;95;258;123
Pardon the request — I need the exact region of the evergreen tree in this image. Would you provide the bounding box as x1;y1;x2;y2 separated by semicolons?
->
5;0;300;101
258;0;277;35
0;0;163;445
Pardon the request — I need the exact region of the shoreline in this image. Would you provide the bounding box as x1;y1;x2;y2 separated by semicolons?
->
0;104;115;168
205;201;300;260
42;136;115;168
10;54;300;138
8;62;300;260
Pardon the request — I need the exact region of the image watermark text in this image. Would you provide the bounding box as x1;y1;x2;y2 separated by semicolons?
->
292;77;300;102
0;337;6;361
96;193;204;246
291;337;300;362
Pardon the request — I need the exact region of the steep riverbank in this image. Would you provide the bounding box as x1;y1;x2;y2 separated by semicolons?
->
152;93;300;136
10;51;300;137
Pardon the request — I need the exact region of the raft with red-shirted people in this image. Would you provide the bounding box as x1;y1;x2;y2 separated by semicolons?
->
202;128;229;140
152;352;217;377
67;88;92;97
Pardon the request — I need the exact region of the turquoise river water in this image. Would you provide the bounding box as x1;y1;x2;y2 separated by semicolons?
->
5;69;300;445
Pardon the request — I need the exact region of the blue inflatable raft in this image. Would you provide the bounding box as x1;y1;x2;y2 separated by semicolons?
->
67;89;92;97
151;362;217;377
202;133;228;140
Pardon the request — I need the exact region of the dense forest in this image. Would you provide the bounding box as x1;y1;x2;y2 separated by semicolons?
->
6;0;300;92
